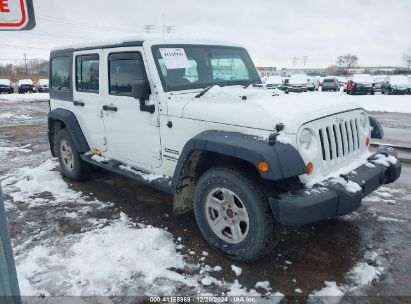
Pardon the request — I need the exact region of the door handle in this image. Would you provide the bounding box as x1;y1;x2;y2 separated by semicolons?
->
73;100;85;106
103;105;118;112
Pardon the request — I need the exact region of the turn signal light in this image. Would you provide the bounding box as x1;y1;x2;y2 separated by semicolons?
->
366;137;370;147
306;162;314;175
258;161;269;172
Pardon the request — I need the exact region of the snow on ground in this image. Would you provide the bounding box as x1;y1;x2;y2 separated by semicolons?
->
1;157;285;299
309;248;387;303
0;93;49;102
344;94;411;114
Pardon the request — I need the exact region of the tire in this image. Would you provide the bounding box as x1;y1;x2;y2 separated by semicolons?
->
56;128;92;181
193;167;280;262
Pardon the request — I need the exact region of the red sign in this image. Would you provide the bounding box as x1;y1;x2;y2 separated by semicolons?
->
0;0;35;30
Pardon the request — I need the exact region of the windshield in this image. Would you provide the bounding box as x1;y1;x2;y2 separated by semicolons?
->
152;45;261;92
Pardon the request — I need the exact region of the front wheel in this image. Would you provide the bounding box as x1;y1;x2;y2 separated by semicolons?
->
56;129;92;180
193;167;280;262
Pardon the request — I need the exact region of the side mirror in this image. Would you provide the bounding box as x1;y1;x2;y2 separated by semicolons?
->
132;80;154;114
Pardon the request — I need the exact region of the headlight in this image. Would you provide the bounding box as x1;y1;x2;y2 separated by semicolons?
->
360;113;368;128
300;129;312;149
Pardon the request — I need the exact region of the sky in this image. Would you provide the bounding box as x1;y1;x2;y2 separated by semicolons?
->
0;0;410;69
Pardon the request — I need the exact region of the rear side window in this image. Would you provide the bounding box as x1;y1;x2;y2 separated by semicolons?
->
51;57;70;91
76;54;100;93
108;52;146;96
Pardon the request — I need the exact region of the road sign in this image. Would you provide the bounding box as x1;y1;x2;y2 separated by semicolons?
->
0;0;35;30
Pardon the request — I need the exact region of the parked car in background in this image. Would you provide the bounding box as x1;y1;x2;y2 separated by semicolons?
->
17;79;35;94
337;76;347;87
36;79;49;93
288;74;308;92
307;76;319;91
381;75;411;95
0;79;13;94
265;75;283;89
346;74;375;95
372;75;386;92
322;77;340;91
279;77;290;91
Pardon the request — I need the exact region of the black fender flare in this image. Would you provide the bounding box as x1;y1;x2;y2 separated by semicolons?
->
48;109;90;156
369;116;384;139
171;130;307;187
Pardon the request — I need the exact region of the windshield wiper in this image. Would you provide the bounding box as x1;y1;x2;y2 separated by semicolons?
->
195;85;215;98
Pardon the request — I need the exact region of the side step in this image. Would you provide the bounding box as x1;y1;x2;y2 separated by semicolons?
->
80;154;174;195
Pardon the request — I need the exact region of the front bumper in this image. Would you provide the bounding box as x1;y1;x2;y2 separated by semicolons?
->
353;86;373;94
289;86;307;92
269;148;401;225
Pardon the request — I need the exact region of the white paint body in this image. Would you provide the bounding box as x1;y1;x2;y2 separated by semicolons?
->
50;39;371;185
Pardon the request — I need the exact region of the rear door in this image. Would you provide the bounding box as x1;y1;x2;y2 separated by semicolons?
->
72;50;106;152
101;47;162;169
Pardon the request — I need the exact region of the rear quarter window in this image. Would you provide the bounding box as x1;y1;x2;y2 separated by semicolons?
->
51;57;71;91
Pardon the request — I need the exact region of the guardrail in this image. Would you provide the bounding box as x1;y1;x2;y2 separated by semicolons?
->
371;142;411;164
0;185;21;304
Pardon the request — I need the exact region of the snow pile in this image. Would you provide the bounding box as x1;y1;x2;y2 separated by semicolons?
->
119;165;165;182
16;212;196;296
91;154;110;163
0;93;49;102
1;159;84;207
377;216;404;223
309;281;345;304
0;144;31;156
329;177;362;193
309;249;386;302
255;281;271;291
231;265;242;276
370;154;398;167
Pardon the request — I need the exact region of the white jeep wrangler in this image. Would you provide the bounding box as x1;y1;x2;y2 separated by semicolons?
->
48;38;401;261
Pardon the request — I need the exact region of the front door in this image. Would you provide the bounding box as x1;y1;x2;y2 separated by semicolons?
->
72;50;106;152
101;47;162;169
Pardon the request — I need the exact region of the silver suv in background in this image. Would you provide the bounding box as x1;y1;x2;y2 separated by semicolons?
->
322;77;339;92
288;74;308;92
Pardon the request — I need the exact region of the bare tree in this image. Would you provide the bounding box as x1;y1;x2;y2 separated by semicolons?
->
336;54;359;68
403;46;411;75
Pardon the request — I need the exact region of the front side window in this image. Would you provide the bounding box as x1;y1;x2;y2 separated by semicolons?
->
51;57;70;91
108;52;146;96
152;45;260;92
76;54;99;93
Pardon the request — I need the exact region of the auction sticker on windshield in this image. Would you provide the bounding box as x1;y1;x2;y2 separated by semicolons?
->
160;48;190;69
0;0;35;30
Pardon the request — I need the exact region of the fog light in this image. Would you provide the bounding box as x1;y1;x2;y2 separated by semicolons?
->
306;162;314;175
258;161;269;172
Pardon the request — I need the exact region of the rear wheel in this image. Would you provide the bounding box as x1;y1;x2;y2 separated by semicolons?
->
193;167;280;262
56;129;92;180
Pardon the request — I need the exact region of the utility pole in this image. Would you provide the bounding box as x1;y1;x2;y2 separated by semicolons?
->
292;56;298;67
163;25;176;34
23;53;28;73
302;56;308;67
143;25;155;33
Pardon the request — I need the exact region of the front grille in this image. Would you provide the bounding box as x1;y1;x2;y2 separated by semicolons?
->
318;119;361;161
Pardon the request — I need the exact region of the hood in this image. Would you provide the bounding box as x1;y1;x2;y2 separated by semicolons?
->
181;86;363;133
